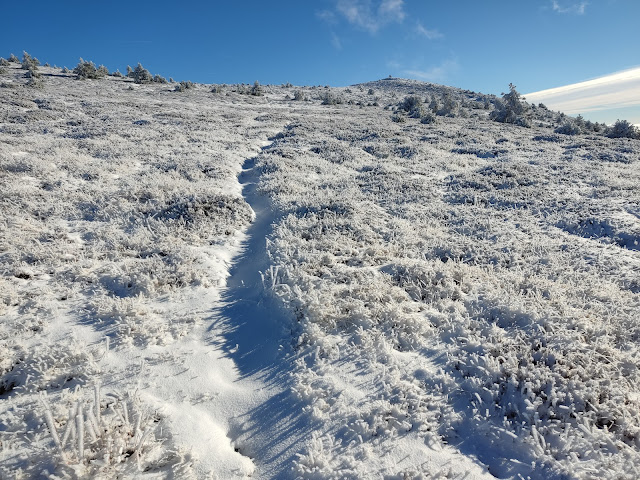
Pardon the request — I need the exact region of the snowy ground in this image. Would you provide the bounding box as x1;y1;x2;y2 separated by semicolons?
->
1;63;639;479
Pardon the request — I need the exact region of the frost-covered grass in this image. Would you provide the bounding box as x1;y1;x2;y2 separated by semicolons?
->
1;62;639;478
0;62;286;478
254;102;640;478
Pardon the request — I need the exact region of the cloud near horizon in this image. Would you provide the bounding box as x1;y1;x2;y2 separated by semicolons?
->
404;58;459;83
525;67;640;121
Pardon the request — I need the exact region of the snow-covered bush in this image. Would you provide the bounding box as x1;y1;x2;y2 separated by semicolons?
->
131;63;152;84
111;69;123;77
73;58;106;80
438;92;459;116
555;119;582;135
174;80;194;92
420;111;437;124
21;51;40;71
293;89;305;101
251;80;263;96
21;51;41;78
153;74;167;83
97;64;109;77
398;95;425;118
0;57;9;66
490;83;531;127
8;53;20;63
607;119;639;139
321;92;344;105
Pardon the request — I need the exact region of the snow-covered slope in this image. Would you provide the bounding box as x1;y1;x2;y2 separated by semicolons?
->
1;62;639;479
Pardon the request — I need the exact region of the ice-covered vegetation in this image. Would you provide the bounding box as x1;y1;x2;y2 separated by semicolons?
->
1;58;639;479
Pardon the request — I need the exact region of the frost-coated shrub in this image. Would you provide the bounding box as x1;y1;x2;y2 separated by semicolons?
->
97;64;109;76
438;92;459;117
21;51;40;70
61;66;70;74
321;92;344;105
174;80;194;92
428;98;439;113
607;119;639;139
73;58;105;80
398;95;425;118
0;57;9;66
131;63;153;84
9;53;20;63
21;51;40;78
111;69;123;77
420;111;437;124
555;120;582;136
293;90;306;101
153;74;167;84
251;80;263;96
490;83;531;127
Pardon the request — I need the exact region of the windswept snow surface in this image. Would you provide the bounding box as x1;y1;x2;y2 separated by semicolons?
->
1;65;639;479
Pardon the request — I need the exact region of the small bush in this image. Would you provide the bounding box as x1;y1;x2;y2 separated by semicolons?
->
73;58;105;80
490;83;531;127
153;74;167;84
174;81;194;92
555;120;582;136
398;96;425;118
321;92;344;105
251;80;263;96
8;53;20;63
21;51;40;78
61;66;70;74
0;57;9;66
607;119;639;139
211;85;223;93
293;90;305;101
111;69;123;77
420;111;437;124
438;92;459;117
131;63;153;84
26;77;44;88
97;64;109;76
391;113;406;123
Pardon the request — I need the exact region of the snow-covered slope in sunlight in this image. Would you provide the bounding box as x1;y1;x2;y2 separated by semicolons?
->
1;63;639;479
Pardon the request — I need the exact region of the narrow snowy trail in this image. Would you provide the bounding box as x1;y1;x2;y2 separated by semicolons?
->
210;137;315;479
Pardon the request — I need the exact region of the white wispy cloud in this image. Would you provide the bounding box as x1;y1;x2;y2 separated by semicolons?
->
334;0;406;33
551;0;588;15
525;67;640;116
404;58;459;83
415;22;443;40
331;32;343;50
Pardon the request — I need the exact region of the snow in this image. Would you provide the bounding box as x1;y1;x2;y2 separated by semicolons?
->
1;63;639;479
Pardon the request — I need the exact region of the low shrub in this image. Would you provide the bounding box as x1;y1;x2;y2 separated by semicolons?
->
73;58;106;80
607;119;639;139
174;81;194;92
490;83;531;127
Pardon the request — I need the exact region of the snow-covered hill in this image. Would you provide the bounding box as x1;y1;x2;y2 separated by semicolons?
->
1;61;639;479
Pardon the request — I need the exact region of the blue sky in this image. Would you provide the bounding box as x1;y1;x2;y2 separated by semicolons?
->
2;1;639;123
